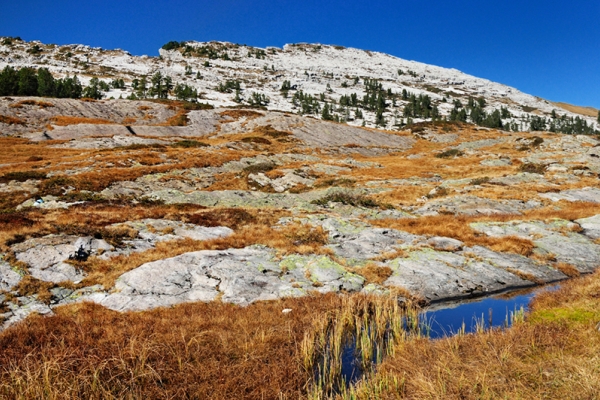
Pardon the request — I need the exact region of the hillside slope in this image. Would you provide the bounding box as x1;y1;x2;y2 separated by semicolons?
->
1;37;598;134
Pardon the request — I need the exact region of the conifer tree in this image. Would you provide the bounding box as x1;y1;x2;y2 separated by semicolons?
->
321;103;333;121
17;67;38;96
36;68;56;97
82;77;102;99
0;66;19;96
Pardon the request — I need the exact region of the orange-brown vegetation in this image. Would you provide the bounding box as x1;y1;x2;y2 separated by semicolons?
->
0;114;25;125
0;295;349;399
374;215;535;256
220;109;263;120
8;99;54;109
352;263;393;285
50;116;114;126
160;109;189;126
554;262;580;278
121;116;137;124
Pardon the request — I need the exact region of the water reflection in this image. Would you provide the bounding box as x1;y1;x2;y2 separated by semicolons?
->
422;285;557;339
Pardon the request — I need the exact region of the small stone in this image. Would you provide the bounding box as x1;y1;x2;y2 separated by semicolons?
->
427;237;463;252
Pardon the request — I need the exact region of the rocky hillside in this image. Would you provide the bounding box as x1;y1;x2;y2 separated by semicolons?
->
1;36;598;133
0;97;600;329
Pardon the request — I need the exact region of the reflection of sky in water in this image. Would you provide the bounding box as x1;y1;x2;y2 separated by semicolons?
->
423;288;553;339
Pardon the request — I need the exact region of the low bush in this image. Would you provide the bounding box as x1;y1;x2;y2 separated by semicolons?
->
435;148;464;158
312;191;379;208
171;140;209;148
38;175;75;196
240;136;272;145
242;162;275;174
519;163;546;174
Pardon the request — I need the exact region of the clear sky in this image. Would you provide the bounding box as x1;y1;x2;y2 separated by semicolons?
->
1;0;599;108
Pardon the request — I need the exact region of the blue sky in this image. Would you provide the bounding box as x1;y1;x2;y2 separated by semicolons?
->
1;0;599;108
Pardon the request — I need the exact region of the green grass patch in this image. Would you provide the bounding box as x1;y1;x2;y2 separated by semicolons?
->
530;308;599;327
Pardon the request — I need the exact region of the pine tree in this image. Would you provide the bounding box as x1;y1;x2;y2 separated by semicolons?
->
136;76;148;98
82;77;102;100
37;68;56;97
375;110;386;126
149;72;163;98
597;110;600;124
17;67;38;96
321;103;333;121
0;66;19;96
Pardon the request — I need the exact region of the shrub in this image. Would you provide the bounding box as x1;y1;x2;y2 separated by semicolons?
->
240;136;271;145
519;163;546;174
242;162;275;174
39;175;75;196
470;176;490;186
161;41;183;51
435;149;463;159
181;102;213;110
312;191;379;208
171;140;209;148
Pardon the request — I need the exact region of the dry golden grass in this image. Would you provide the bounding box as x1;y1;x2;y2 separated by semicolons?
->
158;109;189;126
220;109;263;120
0;294;352;399
0;114;26;125
554;262;580;278
373;215;535;256
0;138;89;166
121;116;137;124
9;99;54;109
50;116;115;126
4;270;599;400
351;263;393;285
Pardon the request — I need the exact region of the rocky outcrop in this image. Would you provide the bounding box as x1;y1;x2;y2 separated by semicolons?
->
415;195;541;216
471;219;600;273
540;187;600;203
93;248;364;311
12;236;111;283
0;260;21;291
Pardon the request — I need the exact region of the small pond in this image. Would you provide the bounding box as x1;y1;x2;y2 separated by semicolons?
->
422;285;557;339
339;284;558;387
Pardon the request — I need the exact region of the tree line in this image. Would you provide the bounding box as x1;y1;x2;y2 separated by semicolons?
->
0;66;83;98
